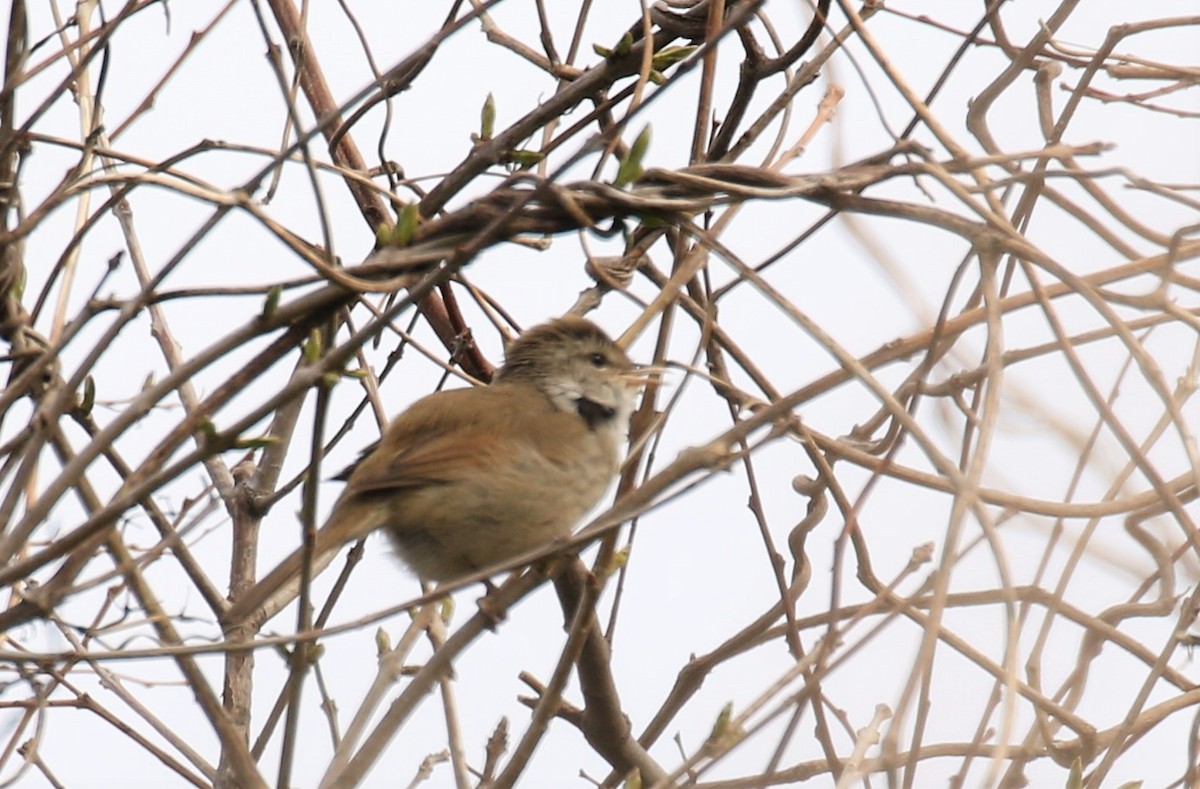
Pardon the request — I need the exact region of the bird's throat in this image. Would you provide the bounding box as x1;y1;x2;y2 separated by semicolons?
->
574;397;616;430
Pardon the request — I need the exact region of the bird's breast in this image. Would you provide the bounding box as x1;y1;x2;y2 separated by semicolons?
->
380;423;620;581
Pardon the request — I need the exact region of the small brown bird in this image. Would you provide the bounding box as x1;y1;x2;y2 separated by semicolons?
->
225;316;641;624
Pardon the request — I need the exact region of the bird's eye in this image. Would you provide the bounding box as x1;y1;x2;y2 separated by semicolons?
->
588;352;607;368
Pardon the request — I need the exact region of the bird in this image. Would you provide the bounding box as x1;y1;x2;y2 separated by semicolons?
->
224;316;642;625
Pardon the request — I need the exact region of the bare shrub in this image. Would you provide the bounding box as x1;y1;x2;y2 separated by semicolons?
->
1;2;1198;787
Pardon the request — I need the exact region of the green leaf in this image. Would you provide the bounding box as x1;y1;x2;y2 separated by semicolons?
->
594;31;633;60
504;149;544;168
652;45;697;70
232;435;278;450
614;31;633;56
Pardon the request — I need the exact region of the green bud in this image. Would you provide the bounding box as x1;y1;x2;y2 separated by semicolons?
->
302;329;322;364
1066;758;1082;789
480;92;496;141
261;284;282;320
392;202;421;247
199;419;219;445
375;627;392;656
9;267;25;301
79;376;95;416
375;222;392;248
614;125;651;188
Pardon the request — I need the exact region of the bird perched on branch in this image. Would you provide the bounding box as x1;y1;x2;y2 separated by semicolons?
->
224;316;643;626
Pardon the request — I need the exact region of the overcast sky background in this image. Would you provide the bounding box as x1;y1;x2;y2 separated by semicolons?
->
3;1;1200;786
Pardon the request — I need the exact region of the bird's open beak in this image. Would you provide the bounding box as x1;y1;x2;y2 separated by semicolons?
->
622;365;667;387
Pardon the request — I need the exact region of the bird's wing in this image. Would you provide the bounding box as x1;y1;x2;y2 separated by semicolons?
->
342;385;555;495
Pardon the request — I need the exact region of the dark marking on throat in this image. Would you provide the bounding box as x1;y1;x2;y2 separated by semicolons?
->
575;397;616;430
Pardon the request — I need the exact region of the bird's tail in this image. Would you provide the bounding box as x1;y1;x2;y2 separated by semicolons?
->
222;504;385;628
